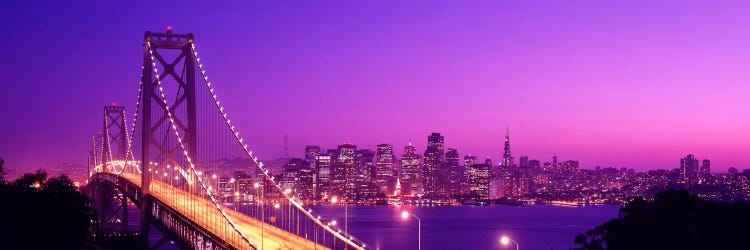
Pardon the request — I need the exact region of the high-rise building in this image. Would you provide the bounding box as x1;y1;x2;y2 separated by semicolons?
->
552;155;558;170
729;167;738;175
375;144;395;193
680;154;700;179
445;148;461;197
338;144;358;199
502;127;513;168
469;163;490;200
543;162;553;172
316;153;332;198
233;171;253;202
464;155;477;168
326;148;345;197
356;149;378;199
484;157;494;177
489;175;504;199
463;155;477;194
305;145;321;197
519;156;529;169
423;133;445;198
700;159;711;176
280;158;312;199
528;159;541;172
357;149;376;182
400;142;422;196
427;132;445;156
305;146;321;164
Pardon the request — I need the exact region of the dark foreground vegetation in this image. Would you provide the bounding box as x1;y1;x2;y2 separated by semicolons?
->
0;158;97;250
574;189;750;250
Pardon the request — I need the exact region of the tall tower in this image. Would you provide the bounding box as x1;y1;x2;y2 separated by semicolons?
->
502;127;513;168
141;28;198;196
400;142;422;196
423;133;445;197
102;105;128;164
701;159;711;176
140;28;198;246
376;144;395;193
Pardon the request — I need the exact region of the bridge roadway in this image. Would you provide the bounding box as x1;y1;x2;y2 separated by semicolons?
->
118;173;330;250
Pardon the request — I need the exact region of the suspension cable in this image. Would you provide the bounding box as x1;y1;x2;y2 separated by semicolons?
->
191;43;367;249
146;41;257;249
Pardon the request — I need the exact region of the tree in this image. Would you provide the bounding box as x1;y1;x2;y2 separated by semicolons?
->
0;170;96;249
0;157;5;181
574;189;750;250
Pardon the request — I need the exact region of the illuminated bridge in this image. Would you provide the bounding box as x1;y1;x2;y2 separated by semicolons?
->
84;28;367;250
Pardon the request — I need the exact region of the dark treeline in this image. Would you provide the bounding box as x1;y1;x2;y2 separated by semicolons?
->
574;189;750;250
0;158;97;250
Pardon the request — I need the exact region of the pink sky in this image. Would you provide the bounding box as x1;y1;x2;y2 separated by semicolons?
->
0;1;748;172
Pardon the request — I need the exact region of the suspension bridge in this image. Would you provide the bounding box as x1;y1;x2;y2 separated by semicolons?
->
84;28;368;250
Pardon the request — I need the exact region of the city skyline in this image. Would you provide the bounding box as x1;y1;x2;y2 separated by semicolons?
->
2;1;749;172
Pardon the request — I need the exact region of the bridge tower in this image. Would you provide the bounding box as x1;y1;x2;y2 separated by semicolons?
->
140;27;198;246
102;105;127;165
89;132;104;177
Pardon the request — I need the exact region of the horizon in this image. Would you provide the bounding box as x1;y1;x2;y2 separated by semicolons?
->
2;1;749;172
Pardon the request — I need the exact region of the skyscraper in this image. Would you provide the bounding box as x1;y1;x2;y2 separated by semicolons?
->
427;132;445;156
356;149;378;199
400;142;422;196
305;146;321;163
680;154;700;179
469;163;490;200
305;145;321;197
463;155;477;194
316;153;332;198
464;155;477;168
502;127;513;168
552;155;558;170
445;148;461;197
700;159;711;176
375;144;395;193
357;149;376;183
338;144;357;199
519;156;529;169
423;133;445;198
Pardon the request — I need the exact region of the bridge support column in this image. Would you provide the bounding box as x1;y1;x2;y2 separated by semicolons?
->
141;196;152;249
122;195;128;231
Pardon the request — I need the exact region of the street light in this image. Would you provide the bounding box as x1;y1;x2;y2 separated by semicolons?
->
401;211;421;250
284;188;292;231
253;182;264;250
211;174;218;196
500;235;519;250
330;196;348;233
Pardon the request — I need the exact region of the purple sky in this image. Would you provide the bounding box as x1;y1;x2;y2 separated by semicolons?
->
1;1;748;172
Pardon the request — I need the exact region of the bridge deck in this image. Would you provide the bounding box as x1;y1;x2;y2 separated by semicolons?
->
119;173;330;250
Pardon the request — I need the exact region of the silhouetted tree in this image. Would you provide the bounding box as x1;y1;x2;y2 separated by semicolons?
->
0;157;5;181
0;170;96;250
574;189;750;250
